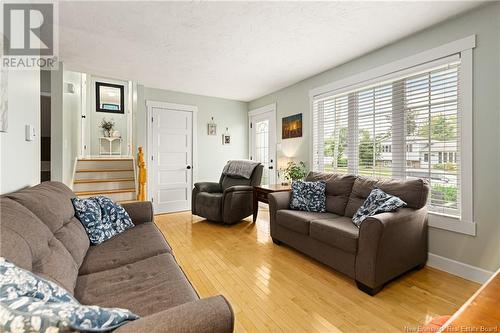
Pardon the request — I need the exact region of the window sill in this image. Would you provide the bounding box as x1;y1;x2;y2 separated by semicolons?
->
428;213;476;236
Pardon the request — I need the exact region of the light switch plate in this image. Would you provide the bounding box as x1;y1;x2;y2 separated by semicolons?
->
25;124;36;141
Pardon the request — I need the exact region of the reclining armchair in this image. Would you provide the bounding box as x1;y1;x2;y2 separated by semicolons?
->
192;160;263;224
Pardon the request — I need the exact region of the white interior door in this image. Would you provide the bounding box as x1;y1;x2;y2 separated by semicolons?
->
250;108;276;185
151;107;193;213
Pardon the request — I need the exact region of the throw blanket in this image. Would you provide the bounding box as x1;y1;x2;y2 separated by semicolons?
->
222;160;260;179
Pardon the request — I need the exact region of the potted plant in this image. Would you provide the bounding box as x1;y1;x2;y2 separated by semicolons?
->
282;161;308;184
100;118;115;137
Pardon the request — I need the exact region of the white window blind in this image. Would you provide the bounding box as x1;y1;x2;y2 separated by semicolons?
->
312;60;461;217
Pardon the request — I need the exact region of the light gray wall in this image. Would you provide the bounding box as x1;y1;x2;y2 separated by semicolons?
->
89;77;129;156
0;69;41;194
136;86;248;182
249;3;500;272
62;71;82;185
51;65;64;183
51;66;83;187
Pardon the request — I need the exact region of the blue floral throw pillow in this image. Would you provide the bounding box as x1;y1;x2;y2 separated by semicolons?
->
352;188;407;228
0;257;139;333
72;196;134;245
289;180;327;212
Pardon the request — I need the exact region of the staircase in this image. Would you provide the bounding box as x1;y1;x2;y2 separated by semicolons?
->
73;158;137;202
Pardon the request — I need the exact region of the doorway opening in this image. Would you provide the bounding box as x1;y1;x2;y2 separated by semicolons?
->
40;70;51;181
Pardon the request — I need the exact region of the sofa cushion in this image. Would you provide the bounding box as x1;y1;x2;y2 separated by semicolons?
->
309;217;359;254
79;222;172;275
6;182;90;268
0;198;39;271
344;177;429;217
306;172;356;215
276;210;339;235
0;258;139;333
195;192;223;221
75;254;198;317
0;197;79;294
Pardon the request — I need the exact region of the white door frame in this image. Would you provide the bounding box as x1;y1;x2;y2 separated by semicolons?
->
248;103;277;184
146;100;198;203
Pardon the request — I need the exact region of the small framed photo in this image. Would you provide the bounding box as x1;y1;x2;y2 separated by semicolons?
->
208;123;217;136
222;134;231;145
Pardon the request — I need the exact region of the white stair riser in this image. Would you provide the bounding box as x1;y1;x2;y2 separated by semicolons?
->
75;171;135;180
73;181;135;192
78;192;136;202
76;159;134;171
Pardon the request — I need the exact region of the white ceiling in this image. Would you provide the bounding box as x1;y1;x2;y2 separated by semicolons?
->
59;1;483;102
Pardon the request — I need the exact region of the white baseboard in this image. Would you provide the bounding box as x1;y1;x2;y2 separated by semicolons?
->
427;253;494;284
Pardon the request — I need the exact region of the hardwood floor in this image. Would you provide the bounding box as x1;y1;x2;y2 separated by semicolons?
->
154;209;479;333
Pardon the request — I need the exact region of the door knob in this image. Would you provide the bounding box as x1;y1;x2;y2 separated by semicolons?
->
186;165;192;169
268;166;274;170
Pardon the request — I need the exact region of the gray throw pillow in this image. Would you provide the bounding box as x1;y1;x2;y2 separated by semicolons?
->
352;188;406;228
289;180;327;212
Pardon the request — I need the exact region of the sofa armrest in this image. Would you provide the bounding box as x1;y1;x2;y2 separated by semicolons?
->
113;296;234;333
268;191;292;238
355;207;428;290
194;182;222;193
121;201;153;225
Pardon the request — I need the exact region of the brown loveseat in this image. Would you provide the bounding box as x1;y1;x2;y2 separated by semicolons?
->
0;182;234;332
269;172;429;295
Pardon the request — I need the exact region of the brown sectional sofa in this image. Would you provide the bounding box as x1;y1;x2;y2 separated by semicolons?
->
269;171;430;295
0;181;234;332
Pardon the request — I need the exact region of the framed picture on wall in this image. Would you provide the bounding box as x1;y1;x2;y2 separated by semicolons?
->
208;117;217;135
282;113;302;139
96;82;125;114
222;134;231;145
222;127;231;145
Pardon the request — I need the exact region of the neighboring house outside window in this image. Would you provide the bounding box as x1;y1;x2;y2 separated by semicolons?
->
312;61;461;218
311;36;476;235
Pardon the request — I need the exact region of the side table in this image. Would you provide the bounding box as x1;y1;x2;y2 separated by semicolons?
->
253;184;291;222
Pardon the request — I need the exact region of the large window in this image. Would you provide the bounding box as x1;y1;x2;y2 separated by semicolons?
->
312;61;461;218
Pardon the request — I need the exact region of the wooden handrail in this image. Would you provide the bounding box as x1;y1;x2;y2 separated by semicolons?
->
137;146;147;201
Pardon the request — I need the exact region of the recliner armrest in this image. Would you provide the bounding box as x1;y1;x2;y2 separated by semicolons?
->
113;296;234;333
121;201;153;225
194;182;222;193
223;185;253;193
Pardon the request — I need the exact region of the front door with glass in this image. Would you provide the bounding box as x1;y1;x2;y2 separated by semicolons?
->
249;108;276;185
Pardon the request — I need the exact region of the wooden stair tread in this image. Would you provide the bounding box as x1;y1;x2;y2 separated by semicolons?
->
76;169;134;173
75;188;136;196
74;178;135;184
117;200;140;204
78;158;133;161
